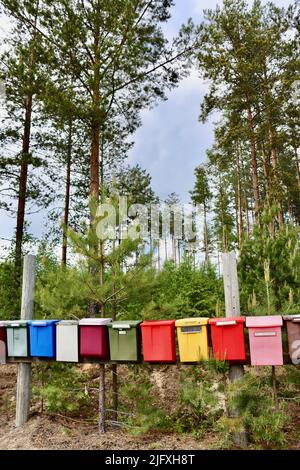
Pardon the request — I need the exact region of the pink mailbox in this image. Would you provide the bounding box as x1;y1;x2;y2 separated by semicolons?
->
246;315;283;365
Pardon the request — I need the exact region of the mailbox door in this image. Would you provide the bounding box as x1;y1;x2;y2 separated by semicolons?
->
56;324;79;362
30;324;56;358
109;327;139;361
211;322;246;361
177;325;209;362
8;327;28;357
80;325;109;358
141;323;176;362
249;327;283;365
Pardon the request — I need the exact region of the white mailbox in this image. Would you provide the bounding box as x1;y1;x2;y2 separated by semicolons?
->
56;320;79;362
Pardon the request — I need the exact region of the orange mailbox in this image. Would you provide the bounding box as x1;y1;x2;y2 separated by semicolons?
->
141;320;176;362
246;315;283;366
209;317;246;362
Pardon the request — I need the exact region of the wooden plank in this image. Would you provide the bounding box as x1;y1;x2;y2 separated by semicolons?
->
222;251;240;316
6;352;297;365
16;255;36;428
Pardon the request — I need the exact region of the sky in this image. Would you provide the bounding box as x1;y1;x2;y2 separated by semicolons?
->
0;0;295;248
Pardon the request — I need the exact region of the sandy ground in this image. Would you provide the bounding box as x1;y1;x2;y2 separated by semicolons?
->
0;364;212;450
1;364;299;450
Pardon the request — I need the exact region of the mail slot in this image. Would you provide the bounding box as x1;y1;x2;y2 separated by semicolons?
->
141;320;176;362
29;320;59;358
0;321;7;363
175;318;209;362
209;317;246;362
6;320;30;357
108;321;141;361
283;315;300;363
56;320;79;362
246;315;283;365
79;318;111;359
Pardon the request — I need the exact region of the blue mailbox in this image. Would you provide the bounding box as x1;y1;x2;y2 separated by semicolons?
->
29;320;59;357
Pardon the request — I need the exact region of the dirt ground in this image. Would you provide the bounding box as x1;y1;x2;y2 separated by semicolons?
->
1;364;299;450
0;364;213;450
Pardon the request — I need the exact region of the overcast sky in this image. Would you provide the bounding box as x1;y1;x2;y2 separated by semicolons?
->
0;0;294;247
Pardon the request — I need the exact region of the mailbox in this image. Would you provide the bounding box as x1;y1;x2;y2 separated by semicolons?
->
79;318;111;359
29;320;59;358
6;320;29;357
246;315;283;365
141;320;176;363
209;317;246;362
0;321;7;364
175;318;209;362
283;315;300;363
108;321;141;362
56;320;79;362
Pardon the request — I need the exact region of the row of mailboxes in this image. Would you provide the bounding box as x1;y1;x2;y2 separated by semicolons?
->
0;315;300;365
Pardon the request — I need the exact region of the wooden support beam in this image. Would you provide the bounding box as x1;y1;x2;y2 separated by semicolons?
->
222;251;248;448
6;353;295;365
16;255;36;428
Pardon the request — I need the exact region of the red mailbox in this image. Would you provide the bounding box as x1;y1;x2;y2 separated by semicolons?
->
246;316;283;366
0;321;7;364
79;318;111;359
209;317;246;362
141;320;176;362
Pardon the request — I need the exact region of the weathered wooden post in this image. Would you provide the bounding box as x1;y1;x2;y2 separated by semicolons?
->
98;364;106;433
16;255;36;427
222;251;248;447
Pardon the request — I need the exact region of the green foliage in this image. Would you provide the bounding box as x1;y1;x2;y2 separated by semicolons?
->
173;368;223;438
226;370;290;448
0;259;20;318
35;246;90;319
120;367;171;436
33;364;91;414
239;211;300;312
141;259;222;319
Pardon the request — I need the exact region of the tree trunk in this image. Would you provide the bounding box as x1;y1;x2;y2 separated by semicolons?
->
61;119;72;266
272;366;279;410
111;252;118;424
288;200;294;225
261;142;270;206
294;146;300;190
15;94;32;287
236;142;243;248
268;125;284;225
173;237;177;265
203;202;209;266
164;238;168;262
245;97;260;224
15;4;39;289
244;192;250;238
157;241;161;271
98;364;105;433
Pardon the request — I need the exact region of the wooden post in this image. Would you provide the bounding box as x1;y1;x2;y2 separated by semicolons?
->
98;364;106;433
222;251;248;447
16;255;36;427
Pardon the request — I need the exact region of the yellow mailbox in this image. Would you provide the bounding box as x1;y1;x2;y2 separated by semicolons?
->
175;318;210;362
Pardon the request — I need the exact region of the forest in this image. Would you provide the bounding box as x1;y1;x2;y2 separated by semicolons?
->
0;0;300;451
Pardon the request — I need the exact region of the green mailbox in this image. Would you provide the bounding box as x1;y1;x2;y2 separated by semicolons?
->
6;320;29;357
108;321;141;361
